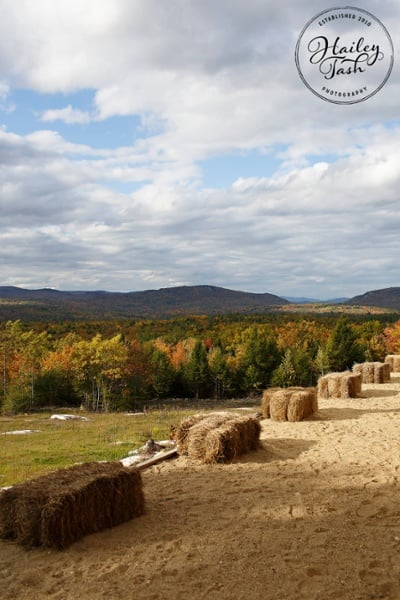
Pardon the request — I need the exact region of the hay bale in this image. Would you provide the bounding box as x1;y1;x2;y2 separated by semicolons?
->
317;371;361;399
204;417;261;464
339;372;352;398
184;413;240;460
317;372;346;398
316;376;329;399
346;372;362;398
364;363;375;384
352;364;362;377
261;387;294;419
287;388;318;422
385;355;400;372
317;372;343;399
0;487;19;540
261;388;274;418
188;415;261;464
352;362;391;384
310;388;319;414
0;462;144;549
174;413;209;454
382;362;391;382
175;412;232;454
374;363;385;384
269;389;291;421
328;373;342;398
262;387;317;422
176;412;261;464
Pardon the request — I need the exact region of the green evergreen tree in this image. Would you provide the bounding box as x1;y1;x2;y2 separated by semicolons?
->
327;316;364;371
183;340;212;399
150;349;175;398
208;347;229;399
292;347;315;386
240;328;281;392
270;349;296;387
34;370;80;407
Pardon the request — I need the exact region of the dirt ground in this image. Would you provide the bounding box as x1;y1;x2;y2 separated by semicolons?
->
1;376;400;600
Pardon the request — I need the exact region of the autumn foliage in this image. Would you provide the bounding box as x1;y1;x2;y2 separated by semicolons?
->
0;314;395;413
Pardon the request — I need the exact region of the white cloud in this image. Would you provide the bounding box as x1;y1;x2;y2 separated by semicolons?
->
0;81;10;101
0;80;14;113
40;105;91;124
0;1;398;297
0;123;399;296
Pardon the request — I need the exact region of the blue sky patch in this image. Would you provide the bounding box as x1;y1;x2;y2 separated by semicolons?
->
199;148;285;188
0;88;144;149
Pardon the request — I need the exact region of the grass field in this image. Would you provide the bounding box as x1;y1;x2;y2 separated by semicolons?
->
0;408;196;487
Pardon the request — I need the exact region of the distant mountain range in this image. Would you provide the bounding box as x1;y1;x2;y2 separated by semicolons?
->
283;296;349;304
344;287;400;311
0;285;399;321
0;285;287;321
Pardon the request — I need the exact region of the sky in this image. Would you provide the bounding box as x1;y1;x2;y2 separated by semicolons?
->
0;0;399;300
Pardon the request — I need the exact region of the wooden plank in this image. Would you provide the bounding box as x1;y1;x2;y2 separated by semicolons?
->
135;448;178;470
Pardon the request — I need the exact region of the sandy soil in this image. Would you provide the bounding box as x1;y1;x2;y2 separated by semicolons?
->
1;377;400;600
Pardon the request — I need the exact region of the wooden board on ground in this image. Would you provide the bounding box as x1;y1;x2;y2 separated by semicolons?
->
135;448;178;470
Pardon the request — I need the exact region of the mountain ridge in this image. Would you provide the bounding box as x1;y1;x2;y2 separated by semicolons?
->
344;287;400;311
283;296;349;304
0;284;399;321
0;284;288;321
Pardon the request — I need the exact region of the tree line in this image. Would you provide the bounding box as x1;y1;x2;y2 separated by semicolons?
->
0;314;397;413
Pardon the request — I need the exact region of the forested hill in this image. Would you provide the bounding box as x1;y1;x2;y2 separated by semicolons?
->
345;288;400;311
0;285;288;321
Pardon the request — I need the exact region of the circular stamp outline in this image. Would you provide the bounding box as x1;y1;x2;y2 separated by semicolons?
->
295;6;394;105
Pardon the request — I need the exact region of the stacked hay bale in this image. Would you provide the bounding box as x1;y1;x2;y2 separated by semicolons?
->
175;412;232;455
385;355;400;372
383;362;391;381
0;461;144;549
317;371;362;399
261;387;317;422
352;361;391;384
175;412;261;464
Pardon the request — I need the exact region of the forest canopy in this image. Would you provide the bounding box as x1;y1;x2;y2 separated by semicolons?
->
0;313;398;413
